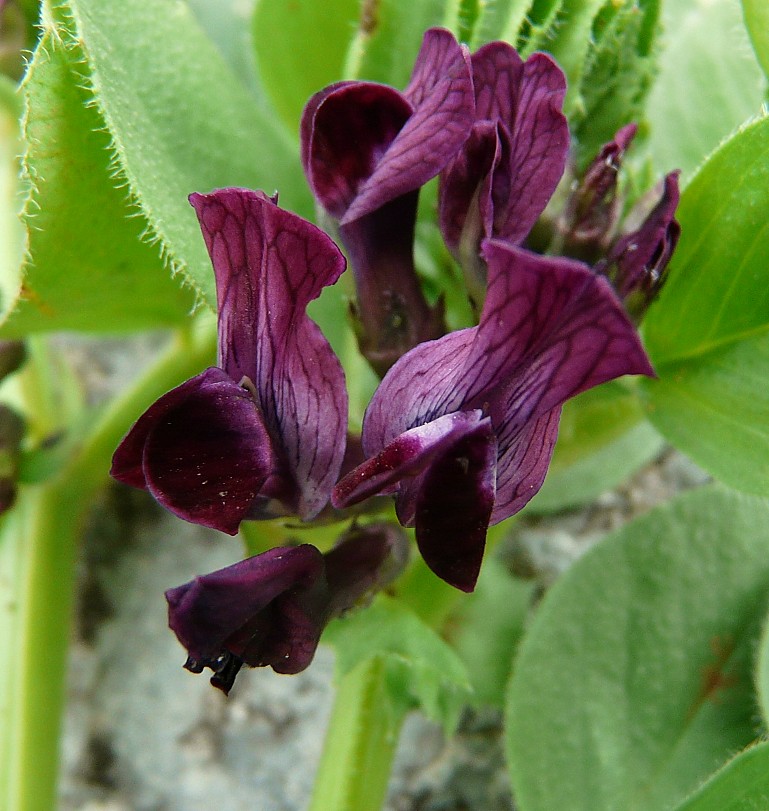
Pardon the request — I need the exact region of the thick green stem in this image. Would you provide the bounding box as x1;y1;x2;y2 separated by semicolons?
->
309;657;405;811
0;324;215;811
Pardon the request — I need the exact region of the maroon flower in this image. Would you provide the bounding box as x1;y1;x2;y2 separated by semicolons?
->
301;28;475;374
439;40;570;303
556;125;681;320
167;522;409;693
334;239;653;592
111;189;348;533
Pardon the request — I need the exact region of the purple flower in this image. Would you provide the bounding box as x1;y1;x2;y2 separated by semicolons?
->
599;171;681;320
554;124;681;320
111;188;348;533
554;123;638;263
333;239;653;592
439;40;570;303
166;522;409;693
301;28;475;374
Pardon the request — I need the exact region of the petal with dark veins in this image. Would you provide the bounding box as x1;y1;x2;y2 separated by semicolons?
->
190;189;348;519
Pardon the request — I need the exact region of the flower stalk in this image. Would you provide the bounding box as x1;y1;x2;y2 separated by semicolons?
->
0;323;216;811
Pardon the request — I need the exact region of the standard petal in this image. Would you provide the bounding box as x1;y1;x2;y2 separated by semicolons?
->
492;52;569;243
333;410;486;509
414;417;496;592
191;189;348;519
166;544;325;664
139;368;276;534
341;29;475;224
470;40;524;126
303;83;413;220
455;241;654;411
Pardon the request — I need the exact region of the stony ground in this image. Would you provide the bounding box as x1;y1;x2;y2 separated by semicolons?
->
55;336;707;811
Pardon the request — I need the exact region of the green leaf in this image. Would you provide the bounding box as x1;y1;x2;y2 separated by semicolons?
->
52;0;312;309
0;75;24;325
742;0;769;83
520;0;604;117
506;486;769;811
252;0;360;132
641;116;769;494
646;0;766;179
471;0;531;47
642;336;769;496
572;0;660;168
646;115;769;363
4;32;195;336
188;0;263;95
673;742;769;811
324;594;472;733
448;558;534;707
751;590;769;727
528;383;664;513
344;0;449;87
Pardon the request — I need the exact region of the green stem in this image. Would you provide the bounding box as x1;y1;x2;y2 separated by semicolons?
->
309;657;405;811
0;323;215;811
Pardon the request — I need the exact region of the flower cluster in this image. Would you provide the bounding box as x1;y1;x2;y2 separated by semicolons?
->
112;28;679;689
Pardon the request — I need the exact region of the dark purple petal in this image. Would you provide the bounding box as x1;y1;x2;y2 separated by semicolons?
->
129;368;275;534
470;41;524;126
190;189;348;519
454;241;654;412
332;410;486;509
167;544;327;690
324;521;411;613
341;29;475;224
303;83;413;220
340;192;444;376
490;406;561;523
300;80;355;180
414;418;496;592
166;544;324;662
491;52;569;243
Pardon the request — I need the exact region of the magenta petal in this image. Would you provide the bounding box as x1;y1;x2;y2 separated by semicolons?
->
415;417;496;592
332;410;486;509
166;545;324;663
190;189;348;519
341;29;475;224
137;368;275;534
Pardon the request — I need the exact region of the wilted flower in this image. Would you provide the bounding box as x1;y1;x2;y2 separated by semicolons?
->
166;522;409;693
439;40;569;304
111;188;348;533
334;239;654;592
301;27;475;374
